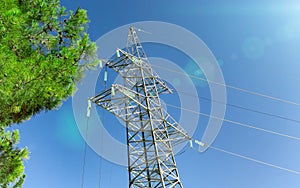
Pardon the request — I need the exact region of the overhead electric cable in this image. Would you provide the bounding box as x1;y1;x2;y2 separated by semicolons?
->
173;90;300;124
81;100;92;188
189;139;300;175
98;66;109;188
209;145;300;175
166;103;300;141
151;64;300;107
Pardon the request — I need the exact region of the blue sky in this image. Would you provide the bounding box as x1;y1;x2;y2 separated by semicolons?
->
15;0;300;187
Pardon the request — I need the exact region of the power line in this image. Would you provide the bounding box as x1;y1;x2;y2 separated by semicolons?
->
166;103;300;141
174;90;300;124
156;63;300;175
208;145;300;175
98;68;108;188
81;119;88;188
190;139;300;175
151;64;300;107
97;112;104;188
81;100;91;188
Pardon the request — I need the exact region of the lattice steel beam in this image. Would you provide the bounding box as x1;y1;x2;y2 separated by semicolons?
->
91;27;190;188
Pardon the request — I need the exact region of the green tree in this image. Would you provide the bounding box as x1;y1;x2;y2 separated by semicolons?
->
0;0;97;186
0;130;28;187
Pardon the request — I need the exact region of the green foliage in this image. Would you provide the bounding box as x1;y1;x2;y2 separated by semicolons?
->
0;0;97;186
0;0;97;128
0;129;28;187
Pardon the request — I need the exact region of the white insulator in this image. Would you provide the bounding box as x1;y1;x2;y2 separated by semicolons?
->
88;99;92;108
189;140;193;148
99;60;103;68
86;109;91;118
86;100;91;118
104;71;108;82
111;86;115;96
116;49;121;58
195;140;205;147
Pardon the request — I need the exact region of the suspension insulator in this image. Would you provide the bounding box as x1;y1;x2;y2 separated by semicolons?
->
116;49;121;58
104;71;108;82
111;86;115;96
99;60;103;68
86;99;91;117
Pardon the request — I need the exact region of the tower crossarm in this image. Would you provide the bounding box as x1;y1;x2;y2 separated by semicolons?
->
107;49;172;94
90;84;191;145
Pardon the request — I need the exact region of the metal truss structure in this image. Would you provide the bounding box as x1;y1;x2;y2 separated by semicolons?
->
91;27;190;188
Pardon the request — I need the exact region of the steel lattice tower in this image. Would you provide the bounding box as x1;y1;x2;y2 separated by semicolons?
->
91;27;190;188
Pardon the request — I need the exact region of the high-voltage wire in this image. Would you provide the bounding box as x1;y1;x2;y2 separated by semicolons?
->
174;90;300;124
208;146;300;175
98;65;108;188
166;103;300;141
81;100;92;188
189;141;300;175
153;63;300;175
151;64;300;107
89;28;300;186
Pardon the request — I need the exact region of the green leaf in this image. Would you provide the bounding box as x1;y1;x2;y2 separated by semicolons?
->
0;0;97;186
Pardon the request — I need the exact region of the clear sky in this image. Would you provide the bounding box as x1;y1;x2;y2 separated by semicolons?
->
15;0;300;187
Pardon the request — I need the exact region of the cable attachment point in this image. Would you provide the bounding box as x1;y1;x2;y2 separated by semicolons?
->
190;139;205;151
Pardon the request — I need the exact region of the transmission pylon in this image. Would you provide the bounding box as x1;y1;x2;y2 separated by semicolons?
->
91;27;190;188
